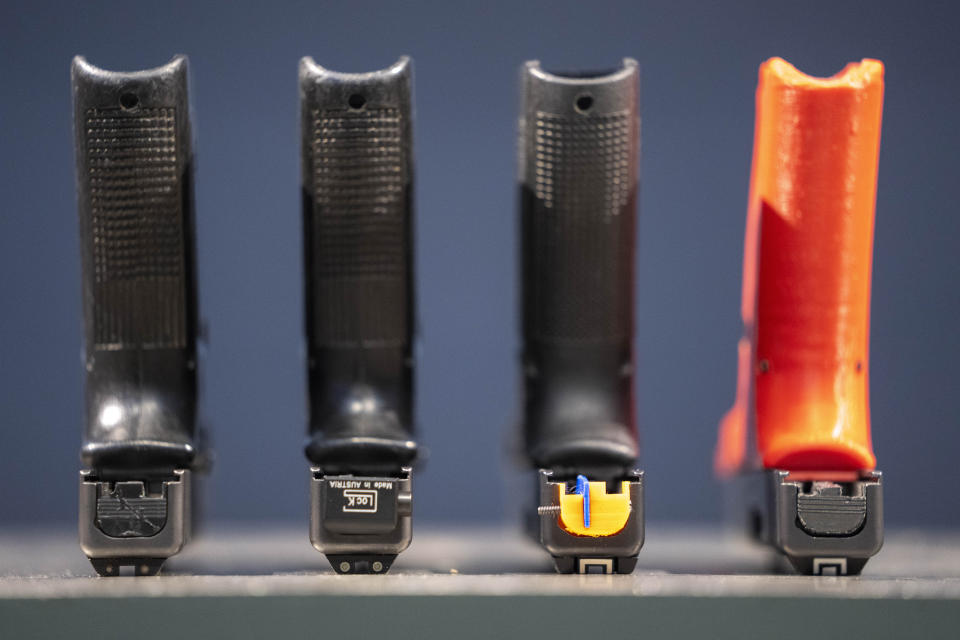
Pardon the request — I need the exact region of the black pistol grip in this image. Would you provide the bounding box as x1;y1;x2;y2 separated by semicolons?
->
300;57;417;475
72;56;199;473
519;60;640;476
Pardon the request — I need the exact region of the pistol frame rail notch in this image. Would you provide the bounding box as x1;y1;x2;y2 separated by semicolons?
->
743;470;883;576
72;55;201;576
535;470;644;574
79;470;191;576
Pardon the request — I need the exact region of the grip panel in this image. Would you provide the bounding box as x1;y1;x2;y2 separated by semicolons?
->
526;109;635;344
86;106;187;349
309;104;409;347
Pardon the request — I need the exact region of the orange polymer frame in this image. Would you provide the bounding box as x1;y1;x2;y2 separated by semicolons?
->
717;57;885;476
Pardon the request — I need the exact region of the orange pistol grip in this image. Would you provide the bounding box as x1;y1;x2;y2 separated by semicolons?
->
718;58;884;475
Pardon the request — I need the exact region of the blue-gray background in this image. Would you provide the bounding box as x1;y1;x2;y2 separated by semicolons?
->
1;1;957;530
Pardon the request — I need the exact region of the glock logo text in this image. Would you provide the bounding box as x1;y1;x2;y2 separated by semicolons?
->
342;489;378;513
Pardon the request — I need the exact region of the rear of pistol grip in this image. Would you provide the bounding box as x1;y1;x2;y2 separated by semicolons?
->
519;60;644;574
73;55;201;576
300;56;418;574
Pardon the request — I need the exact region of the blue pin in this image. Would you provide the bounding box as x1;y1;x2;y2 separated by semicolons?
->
574;474;591;528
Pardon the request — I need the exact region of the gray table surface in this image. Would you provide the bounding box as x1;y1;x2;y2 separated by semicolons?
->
2;525;958;639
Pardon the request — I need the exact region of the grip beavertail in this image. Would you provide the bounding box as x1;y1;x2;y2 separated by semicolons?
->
716;58;884;476
72;56;199;473
300;57;417;476
519;60;640;478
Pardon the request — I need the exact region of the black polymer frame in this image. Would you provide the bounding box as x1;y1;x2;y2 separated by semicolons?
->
299;57;417;574
518;59;645;574
72;55;201;576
